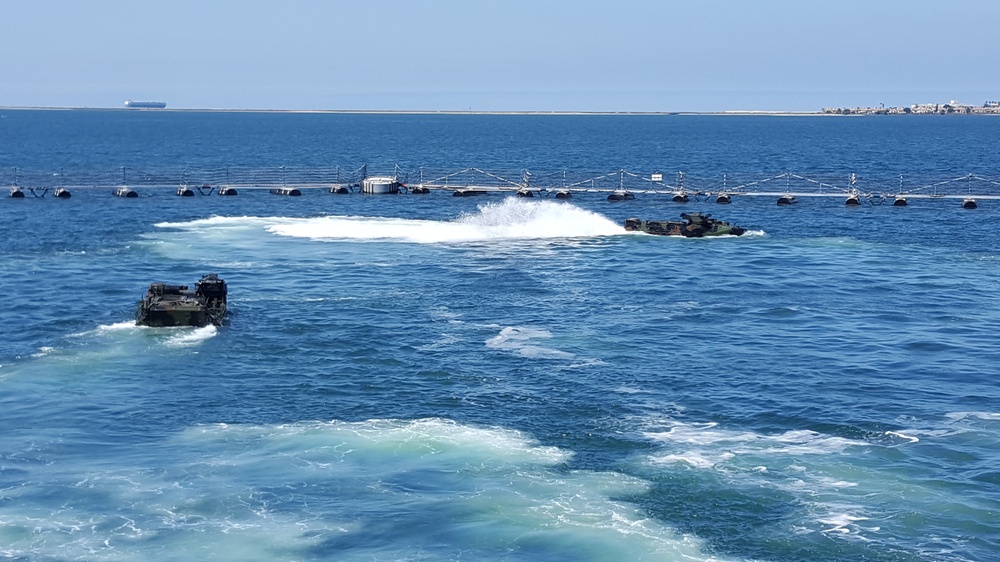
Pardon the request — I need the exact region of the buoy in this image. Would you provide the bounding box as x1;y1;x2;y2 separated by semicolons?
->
845;194;861;206
607;190;634;201
331;186;350;194
777;195;797;206
54;188;71;198
516;189;534;197
9;187;25;198
672;192;689;203
218;186;238;196
554;190;572;199
115;187;138;198
892;196;907;207
411;187;430;194
270;188;301;196
962;198;978;209
176;186;195;197
715;193;731;204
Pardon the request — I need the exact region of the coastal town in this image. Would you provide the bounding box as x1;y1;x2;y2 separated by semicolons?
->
823;100;1000;115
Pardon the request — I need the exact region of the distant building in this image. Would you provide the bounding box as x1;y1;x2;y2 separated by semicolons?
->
824;100;1000;115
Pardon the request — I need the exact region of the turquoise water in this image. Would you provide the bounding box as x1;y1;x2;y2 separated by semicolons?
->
1;111;999;561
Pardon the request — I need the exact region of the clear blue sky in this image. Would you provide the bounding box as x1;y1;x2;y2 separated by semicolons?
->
4;0;998;112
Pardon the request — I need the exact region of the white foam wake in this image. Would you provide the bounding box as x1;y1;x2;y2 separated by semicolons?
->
266;198;625;243
0;418;727;561
164;325;218;347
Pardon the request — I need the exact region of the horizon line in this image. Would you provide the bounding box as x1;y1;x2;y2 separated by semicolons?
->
0;105;832;116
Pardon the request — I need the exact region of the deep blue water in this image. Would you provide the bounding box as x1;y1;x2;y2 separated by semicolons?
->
1;110;999;561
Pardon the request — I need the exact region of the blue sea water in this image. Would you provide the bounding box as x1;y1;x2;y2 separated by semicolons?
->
1;110;999;561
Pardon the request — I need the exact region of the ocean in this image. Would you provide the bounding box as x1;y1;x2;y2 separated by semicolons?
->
1;109;998;561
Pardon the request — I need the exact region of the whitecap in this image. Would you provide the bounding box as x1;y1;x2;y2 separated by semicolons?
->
616;386;644;394
813;476;859;489
561;358;608;369
650;451;735;469
946;411;1000;422
485;326;574;359
819;512;870;534
641;421;869;472
883;430;920;444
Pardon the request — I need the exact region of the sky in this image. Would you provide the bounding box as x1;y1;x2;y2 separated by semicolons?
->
3;0;999;112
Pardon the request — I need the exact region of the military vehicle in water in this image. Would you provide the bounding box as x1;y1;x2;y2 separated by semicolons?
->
624;212;746;237
136;274;228;327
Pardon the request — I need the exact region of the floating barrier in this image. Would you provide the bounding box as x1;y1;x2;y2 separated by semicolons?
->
5;168;999;210
176;186;195;197
7;186;73;198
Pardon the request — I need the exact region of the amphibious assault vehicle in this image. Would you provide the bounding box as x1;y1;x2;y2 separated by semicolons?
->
136;274;228;327
624;212;746;237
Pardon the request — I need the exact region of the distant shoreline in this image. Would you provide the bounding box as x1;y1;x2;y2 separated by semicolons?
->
0;105;832;116
2;105;997;116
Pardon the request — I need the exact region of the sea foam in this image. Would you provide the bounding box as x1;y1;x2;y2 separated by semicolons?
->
0;418;730;561
485;326;574;359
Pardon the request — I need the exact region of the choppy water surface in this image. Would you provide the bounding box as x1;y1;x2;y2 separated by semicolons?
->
1;111;999;561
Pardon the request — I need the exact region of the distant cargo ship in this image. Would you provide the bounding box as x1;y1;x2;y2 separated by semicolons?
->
124;100;167;109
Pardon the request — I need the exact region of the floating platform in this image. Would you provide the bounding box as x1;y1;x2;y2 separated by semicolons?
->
361;176;401;194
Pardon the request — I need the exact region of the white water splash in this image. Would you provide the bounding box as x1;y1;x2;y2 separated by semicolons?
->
164;325;218;347
67;321;142;338
266;198;625;243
